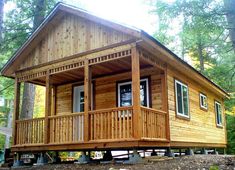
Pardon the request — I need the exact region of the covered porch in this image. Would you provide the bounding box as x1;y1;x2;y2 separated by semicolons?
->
12;42;170;151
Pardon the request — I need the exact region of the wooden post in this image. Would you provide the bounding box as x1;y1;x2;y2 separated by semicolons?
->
162;66;170;141
12;78;21;145
131;47;142;139
44;71;51;144
84;58;91;141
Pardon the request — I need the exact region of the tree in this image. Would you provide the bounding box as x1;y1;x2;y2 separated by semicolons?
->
0;0;4;43
224;0;235;52
154;0;225;73
151;0;235;153
21;0;47;119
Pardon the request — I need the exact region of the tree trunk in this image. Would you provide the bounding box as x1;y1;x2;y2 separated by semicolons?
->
197;35;204;73
33;0;46;30
21;0;46;119
224;0;235;52
0;0;4;43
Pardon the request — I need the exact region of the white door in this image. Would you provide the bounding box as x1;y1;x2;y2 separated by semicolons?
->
73;85;84;141
73;85;84;112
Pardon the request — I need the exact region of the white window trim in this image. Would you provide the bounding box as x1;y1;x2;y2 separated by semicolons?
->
175;80;190;118
199;93;208;110
215;101;223;126
117;78;149;107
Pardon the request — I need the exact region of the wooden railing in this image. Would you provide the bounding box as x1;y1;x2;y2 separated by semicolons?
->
141;106;167;139
48;112;84;144
15;118;44;145
14;106;168;146
89;106;133;140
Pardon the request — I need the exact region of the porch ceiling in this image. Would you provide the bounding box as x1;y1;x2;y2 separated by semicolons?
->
31;56;153;86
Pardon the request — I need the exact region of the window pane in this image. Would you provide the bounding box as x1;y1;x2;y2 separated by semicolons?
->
200;95;204;106
182;86;189;115
218;104;222;124
80;91;84;103
216;103;222;125
80;103;84;112
140;81;147;106
120;84;132;106
176;83;183;114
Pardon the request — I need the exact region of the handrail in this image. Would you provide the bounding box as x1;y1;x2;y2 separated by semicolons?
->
48;112;84;119
89;106;133;114
140;106;167;115
15;117;44;123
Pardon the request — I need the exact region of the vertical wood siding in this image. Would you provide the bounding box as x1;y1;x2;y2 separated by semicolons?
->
19;14;132;70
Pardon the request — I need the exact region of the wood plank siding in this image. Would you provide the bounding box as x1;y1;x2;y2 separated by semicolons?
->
19;14;133;70
167;65;226;145
56;68;163;114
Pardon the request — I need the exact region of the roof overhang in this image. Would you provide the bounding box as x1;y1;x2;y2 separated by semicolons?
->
139;31;229;99
0;2;141;77
0;3;229;99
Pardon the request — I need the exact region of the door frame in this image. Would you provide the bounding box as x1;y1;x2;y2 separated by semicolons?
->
73;84;93;113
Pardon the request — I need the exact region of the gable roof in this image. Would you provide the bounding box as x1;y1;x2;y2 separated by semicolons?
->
0;2;229;98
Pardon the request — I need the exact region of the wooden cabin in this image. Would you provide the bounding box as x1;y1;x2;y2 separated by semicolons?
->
1;3;229;153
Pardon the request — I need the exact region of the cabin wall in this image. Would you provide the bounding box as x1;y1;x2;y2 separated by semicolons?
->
55;69;163;114
167;65;226;145
19;14;132;70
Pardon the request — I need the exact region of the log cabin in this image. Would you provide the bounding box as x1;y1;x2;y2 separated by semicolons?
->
1;3;229;156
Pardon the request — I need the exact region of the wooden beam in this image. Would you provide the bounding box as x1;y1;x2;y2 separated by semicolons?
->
131;47;142;139
84;58;91;142
139;50;166;71
161;67;170;141
12;78;21;145
44;71;52;144
51;85;57;116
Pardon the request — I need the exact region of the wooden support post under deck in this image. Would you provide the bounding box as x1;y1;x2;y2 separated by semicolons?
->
84;58;91;141
12;78;21;145
44;71;52;144
131;47;142;139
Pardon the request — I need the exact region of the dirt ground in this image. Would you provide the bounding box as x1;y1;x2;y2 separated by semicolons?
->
2;155;235;170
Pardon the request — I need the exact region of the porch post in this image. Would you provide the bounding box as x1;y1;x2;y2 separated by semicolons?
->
161;67;170;141
44;70;51;144
131;47;142;139
12;78;21;145
84;58;91;142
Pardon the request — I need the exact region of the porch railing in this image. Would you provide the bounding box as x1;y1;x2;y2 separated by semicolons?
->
89;106;133;141
48;112;84;144
141;106;167;139
14;106;167;146
15;118;44;145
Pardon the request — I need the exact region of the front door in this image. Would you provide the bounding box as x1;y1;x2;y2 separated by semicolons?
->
73;85;84;112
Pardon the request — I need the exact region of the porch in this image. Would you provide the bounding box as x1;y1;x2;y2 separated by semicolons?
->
12;43;170;151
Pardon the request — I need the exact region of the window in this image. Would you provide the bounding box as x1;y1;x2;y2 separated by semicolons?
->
199;93;208;110
118;78;149;107
175;80;189;118
215;101;222;126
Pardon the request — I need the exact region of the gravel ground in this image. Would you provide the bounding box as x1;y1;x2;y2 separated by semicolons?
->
3;155;235;170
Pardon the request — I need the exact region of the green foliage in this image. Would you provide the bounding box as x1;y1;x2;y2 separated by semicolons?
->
151;0;235;153
226;112;235;154
209;165;219;170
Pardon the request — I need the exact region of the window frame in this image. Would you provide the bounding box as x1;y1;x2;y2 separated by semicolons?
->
215;100;223;127
174;79;190;119
199;93;208;111
117;78;150;107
